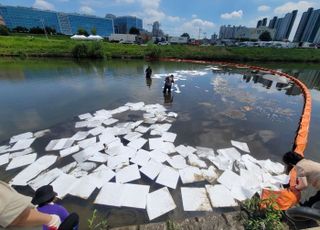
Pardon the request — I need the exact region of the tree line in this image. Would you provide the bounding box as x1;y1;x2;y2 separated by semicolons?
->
0;25;58;35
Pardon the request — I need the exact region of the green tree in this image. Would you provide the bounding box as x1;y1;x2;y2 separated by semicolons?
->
259;31;272;41
181;33;190;40
45;26;56;35
12;26;28;33
29;27;44;34
0;25;9;36
129;27;140;35
77;28;89;36
91;27;97;35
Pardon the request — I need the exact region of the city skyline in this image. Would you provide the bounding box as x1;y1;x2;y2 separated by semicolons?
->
1;0;320;39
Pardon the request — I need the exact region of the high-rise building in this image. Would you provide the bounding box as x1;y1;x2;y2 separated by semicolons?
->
293;8;313;42
0;5;114;36
262;18;268;27
257;18;267;28
268;16;278;29
257;20;262;28
301;9;320;43
314;26;320;43
219;25;275;40
152;21;164;37
219;25;236;39
113;16;143;34
274;10;297;41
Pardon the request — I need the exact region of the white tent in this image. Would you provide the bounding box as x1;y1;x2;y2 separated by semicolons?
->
87;35;103;41
70;35;87;40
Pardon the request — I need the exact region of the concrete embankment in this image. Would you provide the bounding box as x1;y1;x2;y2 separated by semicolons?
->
110;212;245;230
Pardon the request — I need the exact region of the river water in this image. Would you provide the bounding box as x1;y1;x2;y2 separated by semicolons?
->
0;58;319;228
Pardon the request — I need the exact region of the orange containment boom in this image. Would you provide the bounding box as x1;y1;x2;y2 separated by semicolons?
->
160;58;312;210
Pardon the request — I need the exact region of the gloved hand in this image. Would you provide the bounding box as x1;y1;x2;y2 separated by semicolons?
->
47;214;61;230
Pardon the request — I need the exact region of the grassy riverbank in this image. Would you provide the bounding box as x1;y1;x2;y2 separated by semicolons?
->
1;35;320;62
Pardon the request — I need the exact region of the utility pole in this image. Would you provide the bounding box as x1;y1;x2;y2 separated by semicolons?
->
198;27;202;40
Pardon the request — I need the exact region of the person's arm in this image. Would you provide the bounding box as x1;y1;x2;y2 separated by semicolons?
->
10;208;60;228
296;176;308;190
58;205;70;221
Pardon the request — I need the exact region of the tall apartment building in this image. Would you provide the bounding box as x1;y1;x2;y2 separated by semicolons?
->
268;16;278;29
293;8;313;42
257;18;267;28
219;25;237;39
273;10;297;41
262;18;267;27
299;9;320;43
152;21;164;37
257;20;262;28
219;25;275;40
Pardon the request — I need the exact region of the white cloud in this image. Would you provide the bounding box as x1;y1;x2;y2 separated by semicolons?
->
258;5;271;12
138;0;160;9
124;0;214;37
115;0;135;3
134;0;178;25
33;0;55;10
180;18;215;37
274;1;315;15
79;6;95;15
167;16;180;22
192;14;197;19
142;9;166;24
220;10;243;19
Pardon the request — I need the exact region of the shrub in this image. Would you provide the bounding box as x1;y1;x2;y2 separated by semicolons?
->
145;44;161;59
88;42;104;59
72;42;105;59
15;51;27;59
241;195;283;230
88;209;108;230
0;25;9;36
72;43;88;58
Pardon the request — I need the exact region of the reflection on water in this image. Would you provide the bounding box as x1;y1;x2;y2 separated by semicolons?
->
279;67;320;162
163;93;174;105
146;78;152;88
0;59;319;228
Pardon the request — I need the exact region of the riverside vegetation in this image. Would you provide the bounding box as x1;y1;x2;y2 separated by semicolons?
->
0;35;320;62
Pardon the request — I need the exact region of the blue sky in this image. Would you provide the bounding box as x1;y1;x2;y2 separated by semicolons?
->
1;0;320;38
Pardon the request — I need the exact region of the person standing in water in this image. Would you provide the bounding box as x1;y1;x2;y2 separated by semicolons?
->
145;66;152;78
163;75;174;93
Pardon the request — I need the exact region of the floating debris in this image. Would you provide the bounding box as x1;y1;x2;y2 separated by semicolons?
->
6;153;37;170
0;98;289;220
181;187;212;211
206;184;237;207
147;187;176;220
156;165;180;189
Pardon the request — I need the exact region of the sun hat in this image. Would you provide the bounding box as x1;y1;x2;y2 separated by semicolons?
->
31;185;57;205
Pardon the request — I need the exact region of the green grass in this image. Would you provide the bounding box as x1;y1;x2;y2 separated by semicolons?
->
0;34;320;62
